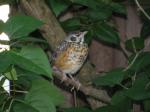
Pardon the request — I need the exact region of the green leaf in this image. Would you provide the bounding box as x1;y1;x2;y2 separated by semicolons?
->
71;0;105;10
0;91;8;106
141;21;150;38
125;74;150;100
93;68;125;86
0;51;12;73
0;77;6;86
111;90;130;105
87;8;112;21
61;18;81;31
10;45;52;78
125;37;144;52
64;107;92;112
84;30;93;45
47;0;70;16
94;22;120;45
110;2;126;15
0;20;4;34
25;79;64;112
143;100;150;112
4;66;17;80
13;100;39;112
4;15;43;40
129;52;150;72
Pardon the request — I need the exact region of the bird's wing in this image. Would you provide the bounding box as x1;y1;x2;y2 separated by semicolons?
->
52;41;68;61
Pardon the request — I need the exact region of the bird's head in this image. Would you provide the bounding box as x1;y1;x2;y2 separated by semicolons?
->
65;31;88;44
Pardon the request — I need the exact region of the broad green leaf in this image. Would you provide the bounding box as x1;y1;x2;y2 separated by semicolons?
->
64;107;92;112
125;37;144;52
111;90;130;105
9;45;52;78
25;79;64;112
87;8;112;21
94;22;120;45
0;20;4;34
47;0;70;16
143;100;150;112
4;15;43;40
141;21;150;38
110;2;126;15
125;74;150;100
61;18;81;31
4;66;17;80
93;68;125;86
0;51;12;73
129;52;150;72
13;101;39;112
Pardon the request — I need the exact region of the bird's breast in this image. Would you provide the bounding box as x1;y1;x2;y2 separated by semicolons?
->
53;42;88;74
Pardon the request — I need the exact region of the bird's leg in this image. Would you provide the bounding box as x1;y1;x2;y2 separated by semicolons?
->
52;66;67;82
68;74;81;91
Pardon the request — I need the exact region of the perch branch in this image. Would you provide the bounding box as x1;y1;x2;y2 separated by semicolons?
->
53;71;111;103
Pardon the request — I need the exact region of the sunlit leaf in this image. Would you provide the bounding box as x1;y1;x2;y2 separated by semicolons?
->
4;66;17;80
4;15;43;39
9;45;52;78
25;79;64;112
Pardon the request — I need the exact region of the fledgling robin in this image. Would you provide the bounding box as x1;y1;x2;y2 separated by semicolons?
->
52;31;88;88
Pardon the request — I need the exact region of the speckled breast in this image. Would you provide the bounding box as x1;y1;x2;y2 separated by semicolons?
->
53;42;88;74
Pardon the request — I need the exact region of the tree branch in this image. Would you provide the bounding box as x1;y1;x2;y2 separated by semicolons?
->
53;71;111;103
20;0;66;50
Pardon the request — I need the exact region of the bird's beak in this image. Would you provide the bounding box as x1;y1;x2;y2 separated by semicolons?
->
79;31;88;38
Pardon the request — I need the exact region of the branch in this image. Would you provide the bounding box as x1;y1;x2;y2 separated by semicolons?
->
20;0;66;50
53;71;111;103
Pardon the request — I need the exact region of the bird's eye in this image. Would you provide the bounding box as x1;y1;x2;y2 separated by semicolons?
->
70;36;76;41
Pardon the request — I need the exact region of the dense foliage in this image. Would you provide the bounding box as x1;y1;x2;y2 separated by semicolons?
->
0;0;150;112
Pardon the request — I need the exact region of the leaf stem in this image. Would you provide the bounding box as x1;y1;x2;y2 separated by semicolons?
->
118;83;129;90
135;0;150;20
0;90;28;94
7;99;14;112
123;51;142;71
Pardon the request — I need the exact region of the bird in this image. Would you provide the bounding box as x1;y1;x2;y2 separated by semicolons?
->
52;31;88;88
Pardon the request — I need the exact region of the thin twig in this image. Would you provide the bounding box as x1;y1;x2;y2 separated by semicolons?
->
120;41;130;58
135;0;150;20
7;99;14;112
0;90;28;94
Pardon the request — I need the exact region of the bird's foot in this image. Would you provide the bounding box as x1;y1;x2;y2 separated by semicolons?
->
68;74;81;91
61;73;67;83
